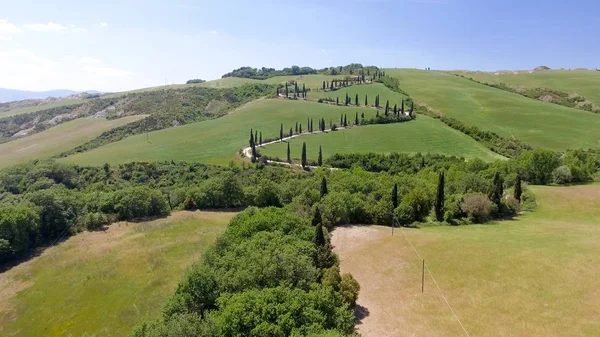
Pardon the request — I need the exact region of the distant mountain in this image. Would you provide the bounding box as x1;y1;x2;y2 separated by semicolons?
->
0;88;101;103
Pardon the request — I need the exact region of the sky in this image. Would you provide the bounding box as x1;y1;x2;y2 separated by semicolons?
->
0;0;599;92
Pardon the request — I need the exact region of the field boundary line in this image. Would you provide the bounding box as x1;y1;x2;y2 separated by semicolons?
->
399;225;471;337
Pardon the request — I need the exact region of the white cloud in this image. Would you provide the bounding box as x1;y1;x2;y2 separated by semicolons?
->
23;22;68;32
210;30;217;34
99;22;108;28
0;19;20;40
79;56;103;64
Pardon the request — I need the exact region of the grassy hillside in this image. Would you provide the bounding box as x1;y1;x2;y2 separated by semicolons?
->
0;99;82;117
61;99;378;166
454;69;600;108
0;211;234;337
333;184;600;337
386;69;600;151
308;82;409;106
260;115;503;162
0;116;145;168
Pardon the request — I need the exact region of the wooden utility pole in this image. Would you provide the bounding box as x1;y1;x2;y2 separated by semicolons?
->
422;259;425;293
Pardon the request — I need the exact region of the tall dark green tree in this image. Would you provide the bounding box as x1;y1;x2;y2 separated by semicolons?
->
490;172;504;208
322;81;326;91
343;114;347;127
301;142;307;168
320;177;328;199
336;97;339;105
355;112;359;125
254;130;258;144
285;83;289;97
514;175;522;202
355;94;359;106
315;222;325;247
318;146;323;166
289;127;293;138
385;100;390;116
249;129;254;147
365;95;368;106
295;122;298;134
280;124;283;141
259;132;262;145
340;114;343;125
435;172;445;221
393;104;397;116
345;93;349;106
276;86;280;96
299;123;302;134
392;183;398;209
312;206;322;226
294;82;298;94
287;142;291;163
302;83;306;98
401;100;405;115
410;101;414;117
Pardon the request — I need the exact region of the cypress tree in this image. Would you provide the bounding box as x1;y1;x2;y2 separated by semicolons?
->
303;83;306;97
514;175;522;202
312;206;322;226
295;122;298;134
355;94;359;106
385;100;390;115
330;81;334;90
259;132;262;145
393;104;397;116
249;129;254;147
280;124;283;141
322;81;325;90
343;114;347;127
315;222;325;247
340;114;343;125
251;141;257;162
410;101;414;117
435;172;445;221
318;146;323;166
320;177;328;198
336;97;339;105
365;95;368;106
289;127;293;138
299;123;302;134
392;183;398;209
345;93;349;106
401;100;405;115
276;87;280;96
490;172;503;207
355;112;359;125
285;83;289;97
301;142;307;168
295;82;298;94
361;112;364;119
287;142;291;163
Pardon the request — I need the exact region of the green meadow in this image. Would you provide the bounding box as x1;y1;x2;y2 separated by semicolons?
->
0;115;146;168
385;69;600;151
454;69;600;107
260;115;503;162
0;211;235;337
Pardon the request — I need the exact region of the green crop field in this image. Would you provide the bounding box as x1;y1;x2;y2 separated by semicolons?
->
453;69;600;107
260;115;503;162
60;99;379;166
385;69;600;151
333;184;600;337
0;115;146;169
0;211;235;337
308;82;409;106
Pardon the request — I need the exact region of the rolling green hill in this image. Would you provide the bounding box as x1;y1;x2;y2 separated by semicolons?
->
260;114;503;162
0;116;146;168
385;69;600;151
61;99;377;166
453;69;600;108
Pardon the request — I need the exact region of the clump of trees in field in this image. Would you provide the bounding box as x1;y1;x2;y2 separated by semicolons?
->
131;207;358;336
185;79;206;84
222;63;380;79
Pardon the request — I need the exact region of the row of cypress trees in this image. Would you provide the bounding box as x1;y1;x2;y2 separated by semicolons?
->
277;82;307;99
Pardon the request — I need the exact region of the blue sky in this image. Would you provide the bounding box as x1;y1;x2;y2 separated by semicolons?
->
1;0;599;92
